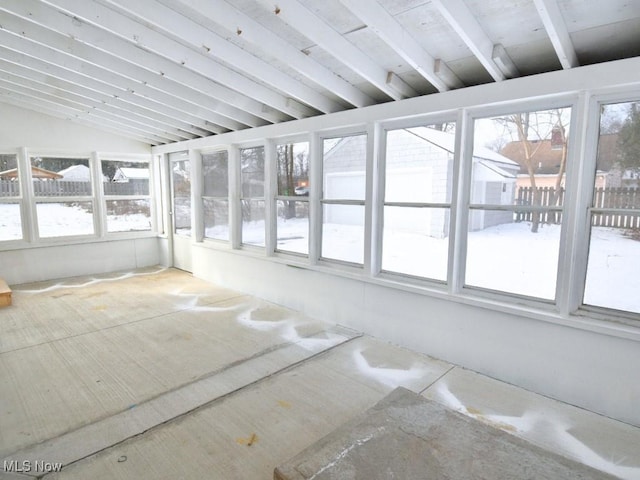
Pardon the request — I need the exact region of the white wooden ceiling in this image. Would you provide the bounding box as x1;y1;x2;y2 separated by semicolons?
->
1;0;639;146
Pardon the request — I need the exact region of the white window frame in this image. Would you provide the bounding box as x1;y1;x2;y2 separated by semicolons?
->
272;134;312;257
99;153;155;237
200;147;231;244
317;126;370;268
377;115;459;285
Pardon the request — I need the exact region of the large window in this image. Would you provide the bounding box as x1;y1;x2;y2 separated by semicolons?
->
382;124;455;281
466;107;572;300
202;150;229;242
31;156;95;238
276;140;309;255
321;134;367;264
0;154;22;241
583;101;640;314
240;146;265;247
170;151;191;236
102;159;152;233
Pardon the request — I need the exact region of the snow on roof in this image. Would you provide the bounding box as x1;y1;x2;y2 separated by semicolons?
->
57;164;89;176
478;160;516;178
116;167;149;179
406;127;518;167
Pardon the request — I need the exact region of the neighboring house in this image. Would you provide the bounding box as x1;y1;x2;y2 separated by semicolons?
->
57;164;92;181
0;166;63;180
502;133;629;189
323;127;518;236
112;166;150;183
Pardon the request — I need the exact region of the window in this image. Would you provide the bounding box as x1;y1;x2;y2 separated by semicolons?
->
321;134;367;264
0;153;22;241
465;107;572;300
31;156;95;238
202;150;229;241
102;159;152;233
583;101;640;314
276;141;309;255
382;124;455;281
170;151;191;236
240;146;265;247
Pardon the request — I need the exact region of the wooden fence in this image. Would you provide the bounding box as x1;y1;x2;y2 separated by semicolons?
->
516;186;640;228
0;179;147;197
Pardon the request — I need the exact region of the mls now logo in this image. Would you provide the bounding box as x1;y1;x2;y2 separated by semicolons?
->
3;460;63;473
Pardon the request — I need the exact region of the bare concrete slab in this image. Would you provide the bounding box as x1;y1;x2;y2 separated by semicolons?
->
274;387;617;480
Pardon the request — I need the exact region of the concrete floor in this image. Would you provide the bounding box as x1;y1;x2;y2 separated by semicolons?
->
0;267;638;479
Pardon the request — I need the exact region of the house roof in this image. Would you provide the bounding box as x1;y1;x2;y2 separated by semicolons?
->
58;165;91;177
0;166;63;180
501;133;620;174
407;127;518;167
115;167;150;180
0;0;638;146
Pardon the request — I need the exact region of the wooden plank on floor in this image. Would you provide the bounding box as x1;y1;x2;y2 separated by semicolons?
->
0;278;11;307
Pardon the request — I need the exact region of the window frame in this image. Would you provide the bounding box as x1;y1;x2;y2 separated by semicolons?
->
100;154;154;236
574;92;640;323
29;152;97;241
0;151;26;244
272;134;311;257
237;142;267;249
458;97;579;306
318;127;369;268
200;147;231;244
377;116;459;285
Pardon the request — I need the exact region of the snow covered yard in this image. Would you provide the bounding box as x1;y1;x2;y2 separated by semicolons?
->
3;203;638;313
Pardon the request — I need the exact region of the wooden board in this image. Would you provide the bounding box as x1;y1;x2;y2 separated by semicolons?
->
0;278;11;307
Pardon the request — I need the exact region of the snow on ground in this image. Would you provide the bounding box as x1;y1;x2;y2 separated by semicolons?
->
2;203;639;313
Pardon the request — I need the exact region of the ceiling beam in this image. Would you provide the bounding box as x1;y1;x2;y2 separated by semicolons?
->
0;38;225;137
98;0;344;113
0;85;171;144
430;0;506;82
163;0;374;108
533;0;579;69
0;6;261;130
0;93;160;145
2;0;279;127
0;77;189;143
257;0;417;101
0;68;198;141
338;0;463;92
0;57;214;138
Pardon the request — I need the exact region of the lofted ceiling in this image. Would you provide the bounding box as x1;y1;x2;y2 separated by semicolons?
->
1;0;639;146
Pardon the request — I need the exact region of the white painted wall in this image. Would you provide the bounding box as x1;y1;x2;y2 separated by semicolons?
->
0;103;150;153
191;244;640;427
0;237;160;285
0;104;156;283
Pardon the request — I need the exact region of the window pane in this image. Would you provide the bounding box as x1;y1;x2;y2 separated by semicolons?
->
322;204;364;264
31;157;92;197
323;134;366;200
276;200;309;255
36;202;94;238
382;206;449;281
241;146;264;198
584;223;640;314
0;202;22;241
465;210;560;299
204;198;229;241
385;125;455;203
203;151;228;197
106;199;151;233
277;141;309;196
583;101;640;313
171;155;191;235
473;108;571;210
103;160;150;195
241;199;265;246
0;154;20;196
